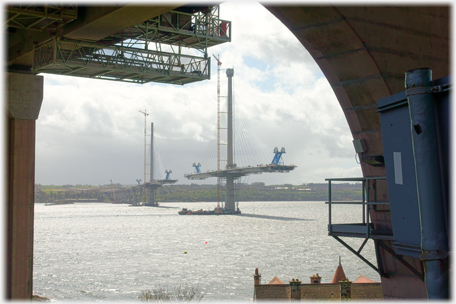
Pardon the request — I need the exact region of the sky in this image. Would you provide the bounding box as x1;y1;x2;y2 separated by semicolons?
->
35;2;363;186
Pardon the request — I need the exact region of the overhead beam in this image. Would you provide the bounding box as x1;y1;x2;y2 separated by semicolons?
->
63;5;183;41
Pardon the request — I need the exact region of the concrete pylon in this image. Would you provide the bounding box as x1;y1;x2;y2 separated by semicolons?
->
146;122;156;206
7;72;43;299
225;68;235;212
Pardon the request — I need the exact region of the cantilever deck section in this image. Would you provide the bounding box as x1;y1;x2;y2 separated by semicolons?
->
32;5;231;85
185;164;297;180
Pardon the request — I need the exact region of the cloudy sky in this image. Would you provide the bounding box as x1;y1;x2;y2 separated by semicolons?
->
35;2;362;186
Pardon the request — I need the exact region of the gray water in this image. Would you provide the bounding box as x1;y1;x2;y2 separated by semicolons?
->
33;201;380;301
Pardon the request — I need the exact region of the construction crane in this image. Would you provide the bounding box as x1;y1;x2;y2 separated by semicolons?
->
213;54;222;209
271;147;286;165
192;162;202;173
165;170;172;180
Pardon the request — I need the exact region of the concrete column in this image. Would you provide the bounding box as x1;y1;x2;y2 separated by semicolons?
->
6;72;43;299
150;122;154;182
147;123;156;206
225;68;235;212
225;175;235;212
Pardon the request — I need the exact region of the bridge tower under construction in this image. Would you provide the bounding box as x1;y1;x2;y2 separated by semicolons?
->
184;66;296;213
225;68;235;212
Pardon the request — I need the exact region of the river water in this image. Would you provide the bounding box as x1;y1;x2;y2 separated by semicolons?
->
33;201;380;302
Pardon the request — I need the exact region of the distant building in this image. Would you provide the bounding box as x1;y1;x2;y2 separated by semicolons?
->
253;258;383;301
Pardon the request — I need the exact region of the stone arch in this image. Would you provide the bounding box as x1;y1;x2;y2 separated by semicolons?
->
266;6;449;176
265;5;449;299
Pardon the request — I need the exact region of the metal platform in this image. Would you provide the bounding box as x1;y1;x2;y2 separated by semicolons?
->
100;7;231;53
326;176;391;239
185;164;297;180
33;38;210;84
31;5;230;85
326;176;392;275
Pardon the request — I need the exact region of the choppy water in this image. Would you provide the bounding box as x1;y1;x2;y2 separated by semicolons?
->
33;201;380;301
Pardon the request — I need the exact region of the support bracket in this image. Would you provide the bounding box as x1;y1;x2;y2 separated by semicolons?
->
377;240;424;282
332;236;379;274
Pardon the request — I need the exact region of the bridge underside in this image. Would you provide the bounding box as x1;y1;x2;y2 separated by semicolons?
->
6;4;449;300
265;5;449;299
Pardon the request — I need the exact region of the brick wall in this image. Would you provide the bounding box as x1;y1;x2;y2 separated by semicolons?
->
352;283;383;299
256;283;383;300
255;285;290;300
301;284;340;300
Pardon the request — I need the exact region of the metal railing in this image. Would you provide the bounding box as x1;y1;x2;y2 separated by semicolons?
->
326;177;389;239
326;176;389;274
30;5;229;85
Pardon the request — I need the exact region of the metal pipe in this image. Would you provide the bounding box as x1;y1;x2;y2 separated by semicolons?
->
405;68;448;299
328;180;332;234
362;179;366;224
366;180;370;237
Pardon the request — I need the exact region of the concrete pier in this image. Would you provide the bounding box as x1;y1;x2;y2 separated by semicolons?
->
7;72;43;298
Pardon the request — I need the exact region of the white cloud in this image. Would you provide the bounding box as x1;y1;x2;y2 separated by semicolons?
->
35;2;362;186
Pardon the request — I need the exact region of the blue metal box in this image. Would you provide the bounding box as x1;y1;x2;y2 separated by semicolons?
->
377;76;450;258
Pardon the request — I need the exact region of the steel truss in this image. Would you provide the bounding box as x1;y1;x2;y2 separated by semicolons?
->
33;38;210;85
103;5;231;56
32;5;230;85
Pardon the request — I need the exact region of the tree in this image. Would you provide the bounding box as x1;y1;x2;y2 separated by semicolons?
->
139;285;206;302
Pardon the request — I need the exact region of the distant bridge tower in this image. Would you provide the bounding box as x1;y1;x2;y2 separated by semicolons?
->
150;122;154;182
225;68;236;212
146;122;157;206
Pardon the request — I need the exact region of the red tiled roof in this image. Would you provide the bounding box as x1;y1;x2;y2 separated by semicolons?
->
331;258;347;284
353;275;376;283
268;276;285;285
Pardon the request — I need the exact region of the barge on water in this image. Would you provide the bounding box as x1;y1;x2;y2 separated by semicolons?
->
178;206;241;215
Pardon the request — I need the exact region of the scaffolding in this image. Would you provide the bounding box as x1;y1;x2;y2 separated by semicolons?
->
33;37;210;84
31;5;231;85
